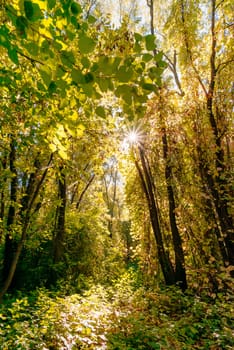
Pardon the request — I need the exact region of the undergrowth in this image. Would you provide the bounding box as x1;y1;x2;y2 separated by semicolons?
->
0;270;233;349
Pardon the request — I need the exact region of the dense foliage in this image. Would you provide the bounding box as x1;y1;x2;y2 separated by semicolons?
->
0;0;233;348
1;271;234;349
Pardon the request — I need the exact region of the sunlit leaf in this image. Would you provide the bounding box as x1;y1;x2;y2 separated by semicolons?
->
142;53;153;62
87;15;96;24
56;125;67;139
134;33;142;41
49;143;57;152
145;34;156;51
77;124;85;137
58;149;68;160
78;35;95;54
95;106;106;118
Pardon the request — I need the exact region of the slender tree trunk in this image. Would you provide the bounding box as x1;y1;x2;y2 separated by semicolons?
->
146;0;187;289
53;166;66;264
206;0;234;267
2;139;18;285
0;155;7;243
0;154;53;302
161;127;187;291
147;0;154;35
76;174;95;211
135;147;175;285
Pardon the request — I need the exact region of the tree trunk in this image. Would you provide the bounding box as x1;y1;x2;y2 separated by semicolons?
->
2;139;18;285
0;155;7;243
180;0;234;270
135;147;175;285
53;166;66;264
162;127;187;291
0;154;53;302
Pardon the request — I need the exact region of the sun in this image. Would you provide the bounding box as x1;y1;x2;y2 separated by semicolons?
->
121;124;144;152
127;130;140;144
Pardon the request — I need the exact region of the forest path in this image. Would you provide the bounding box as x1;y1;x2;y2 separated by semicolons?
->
1;278;234;349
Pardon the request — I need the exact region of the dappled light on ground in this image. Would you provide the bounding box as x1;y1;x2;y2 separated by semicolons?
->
1;272;234;349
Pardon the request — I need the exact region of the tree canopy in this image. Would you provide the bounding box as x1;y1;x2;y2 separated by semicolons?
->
0;0;233;348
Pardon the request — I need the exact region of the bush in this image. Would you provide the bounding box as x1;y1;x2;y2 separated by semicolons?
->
0;276;233;350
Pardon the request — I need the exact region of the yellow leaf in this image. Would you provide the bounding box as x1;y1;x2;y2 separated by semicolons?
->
57;40;68;50
70;98;77;108
77;124;85;137
56;18;67;30
49;143;57;152
39;26;53;40
69;111;78;121
56;125;67;139
58;149;68;160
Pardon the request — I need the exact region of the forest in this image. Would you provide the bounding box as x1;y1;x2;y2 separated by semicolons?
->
0;0;233;349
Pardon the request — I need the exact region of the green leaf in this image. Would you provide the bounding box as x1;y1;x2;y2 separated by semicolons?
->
145;34;156;51
81;57;90;68
56;79;68;93
141;83;157;92
39;67;52;87
98;78;109;92
0;25;10;49
56;66;66;79
95;106;106;118
116;66;133;82
78;35;95;54
82;84;94;97
61;50;75;68
134;42;142;53
70;2;82;15
154;51;163;62
24;42;39;56
115;84;133;103
71;69;85;84
0;34;8;48
71;16;80;29
24;1;34;20
48;81;57;93
142;53;153;62
47;0;56;10
84;72;94;84
16;16;28;37
24;1;43;22
8;47;19;64
87;15;96;24
134;33;143;42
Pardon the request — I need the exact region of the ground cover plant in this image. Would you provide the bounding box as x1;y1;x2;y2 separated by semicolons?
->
0;270;233;349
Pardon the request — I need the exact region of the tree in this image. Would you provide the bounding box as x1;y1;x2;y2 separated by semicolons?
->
142;0;234;284
0;0;166;299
